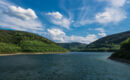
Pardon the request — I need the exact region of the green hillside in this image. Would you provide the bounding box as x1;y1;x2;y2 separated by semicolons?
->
83;31;130;52
58;42;87;51
0;30;68;54
110;38;130;60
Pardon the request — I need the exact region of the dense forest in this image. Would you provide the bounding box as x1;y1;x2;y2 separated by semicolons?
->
0;30;68;54
58;42;87;51
110;38;130;60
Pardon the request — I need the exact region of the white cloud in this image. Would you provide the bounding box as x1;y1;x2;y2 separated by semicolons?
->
109;0;126;7
98;32;106;37
95;28;107;37
48;12;63;19
95;0;127;24
96;8;126;24
0;15;43;31
3;5;37;20
47;12;71;29
47;28;97;44
47;28;66;42
0;0;43;33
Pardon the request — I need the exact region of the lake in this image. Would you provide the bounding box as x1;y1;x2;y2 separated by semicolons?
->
0;52;130;80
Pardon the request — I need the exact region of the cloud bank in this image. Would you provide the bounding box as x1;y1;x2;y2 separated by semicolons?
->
0;0;43;33
47;28;97;44
95;0;127;24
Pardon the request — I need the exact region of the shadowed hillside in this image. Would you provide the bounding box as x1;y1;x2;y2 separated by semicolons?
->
110;38;130;60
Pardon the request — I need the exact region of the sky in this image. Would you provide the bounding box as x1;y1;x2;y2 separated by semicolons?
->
0;0;130;44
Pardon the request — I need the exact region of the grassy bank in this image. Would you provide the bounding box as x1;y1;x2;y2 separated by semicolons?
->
0;52;70;56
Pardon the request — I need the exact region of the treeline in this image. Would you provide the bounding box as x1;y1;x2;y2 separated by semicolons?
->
58;42;87;51
83;44;120;52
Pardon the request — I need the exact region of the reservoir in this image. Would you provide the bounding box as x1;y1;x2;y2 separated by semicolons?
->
0;52;130;80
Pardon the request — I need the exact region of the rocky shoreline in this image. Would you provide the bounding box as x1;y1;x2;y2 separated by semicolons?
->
109;57;130;64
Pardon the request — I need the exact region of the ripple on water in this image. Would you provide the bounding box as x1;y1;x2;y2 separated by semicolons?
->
0;52;130;80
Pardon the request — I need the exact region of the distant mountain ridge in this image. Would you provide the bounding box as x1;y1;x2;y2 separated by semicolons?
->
0;30;68;53
58;42;87;51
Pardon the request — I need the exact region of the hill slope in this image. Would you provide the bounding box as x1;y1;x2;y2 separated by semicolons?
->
110;38;130;60
83;31;130;52
58;42;87;51
0;30;68;53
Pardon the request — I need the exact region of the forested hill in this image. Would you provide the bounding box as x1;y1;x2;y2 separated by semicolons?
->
0;30;68;53
83;31;130;52
58;42;87;51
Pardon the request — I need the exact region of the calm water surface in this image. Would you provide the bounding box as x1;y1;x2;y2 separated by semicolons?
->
0;52;130;80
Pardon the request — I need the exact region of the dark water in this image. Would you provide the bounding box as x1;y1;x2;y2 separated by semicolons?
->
0;52;130;80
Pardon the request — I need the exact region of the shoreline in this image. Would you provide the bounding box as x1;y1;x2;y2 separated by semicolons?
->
0;52;111;56
0;52;69;56
109;57;130;64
